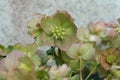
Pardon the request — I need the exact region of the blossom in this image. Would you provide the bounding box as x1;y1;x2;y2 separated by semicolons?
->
99;48;120;70
28;11;77;51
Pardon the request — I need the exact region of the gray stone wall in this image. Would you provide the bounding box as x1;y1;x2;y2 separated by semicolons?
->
0;0;120;46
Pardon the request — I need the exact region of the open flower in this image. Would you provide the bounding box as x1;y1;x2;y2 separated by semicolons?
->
99;48;120;70
40;11;77;50
27;11;77;51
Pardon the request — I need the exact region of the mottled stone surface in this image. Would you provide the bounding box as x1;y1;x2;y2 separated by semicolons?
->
0;0;120;46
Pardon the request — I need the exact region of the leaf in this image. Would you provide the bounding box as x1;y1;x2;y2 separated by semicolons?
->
68;58;85;71
0;50;35;80
13;43;42;67
19;56;35;72
112;34;120;47
35;70;49;80
14;43;38;57
0;44;7;53
61;51;73;63
6;56;35;80
32;55;41;66
71;74;79;80
7;45;14;53
82;66;104;80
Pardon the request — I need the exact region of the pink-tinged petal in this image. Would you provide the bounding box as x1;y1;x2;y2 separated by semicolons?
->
105;22;118;28
4;50;25;70
88;21;106;34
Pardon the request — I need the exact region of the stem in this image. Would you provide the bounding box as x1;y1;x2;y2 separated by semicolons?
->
54;47;63;65
85;65;97;80
80;57;83;80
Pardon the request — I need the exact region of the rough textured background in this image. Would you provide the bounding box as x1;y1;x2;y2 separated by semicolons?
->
0;0;120;46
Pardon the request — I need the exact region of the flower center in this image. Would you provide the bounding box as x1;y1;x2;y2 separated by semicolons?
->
52;27;66;40
106;55;117;64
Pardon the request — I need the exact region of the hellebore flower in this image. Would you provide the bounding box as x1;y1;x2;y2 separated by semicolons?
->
28;11;77;51
40;11;77;50
88;21;106;34
99;48;120;70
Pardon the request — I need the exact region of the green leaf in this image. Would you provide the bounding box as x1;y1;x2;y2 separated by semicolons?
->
68;58;85;71
19;56;34;72
61;51;73;63
112;34;120;47
14;43;38;58
1;50;35;80
0;44;7;52
32;55;41;66
35;70;49;80
71;74;79;80
7;45;14;53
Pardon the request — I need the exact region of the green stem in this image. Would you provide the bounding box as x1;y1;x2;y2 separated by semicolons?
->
80;57;83;80
54;47;63;65
85;65;97;80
